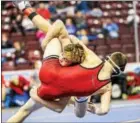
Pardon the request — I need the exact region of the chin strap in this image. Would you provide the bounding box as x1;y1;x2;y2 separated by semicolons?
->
105;56;122;74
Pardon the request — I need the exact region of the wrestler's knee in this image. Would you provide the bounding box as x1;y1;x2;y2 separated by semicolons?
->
29;88;34;97
20;108;30;116
55;19;64;26
30;86;37;99
74;97;88;118
75;110;86;118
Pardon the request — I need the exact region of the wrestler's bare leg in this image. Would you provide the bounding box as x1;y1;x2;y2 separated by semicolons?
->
41;20;71;50
30;38;70;112
7;86;70;123
13;0;71;114
30;86;70;113
7;98;43;123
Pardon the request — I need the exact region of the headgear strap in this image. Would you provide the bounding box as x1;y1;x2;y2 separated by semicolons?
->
105;56;122;74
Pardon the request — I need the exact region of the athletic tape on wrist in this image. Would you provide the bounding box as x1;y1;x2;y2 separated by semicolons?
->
28;12;37;20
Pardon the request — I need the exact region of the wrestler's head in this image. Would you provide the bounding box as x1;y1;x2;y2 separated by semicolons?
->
109;52;127;73
10;76;19;86
59;43;85;66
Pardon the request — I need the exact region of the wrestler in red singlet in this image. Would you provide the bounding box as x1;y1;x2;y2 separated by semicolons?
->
38;55;111;100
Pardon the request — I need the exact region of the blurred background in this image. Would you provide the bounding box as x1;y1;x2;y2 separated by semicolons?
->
1;1;140;109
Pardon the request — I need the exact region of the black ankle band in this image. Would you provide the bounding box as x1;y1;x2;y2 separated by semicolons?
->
28;12;37;20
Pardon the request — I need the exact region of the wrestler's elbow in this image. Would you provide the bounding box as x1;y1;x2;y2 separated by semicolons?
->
54;20;66;33
57;109;63;113
102;107;110;114
97;109;110;116
41;41;46;51
19;107;31;117
55;19;64;27
101;110;109;115
55;105;65;113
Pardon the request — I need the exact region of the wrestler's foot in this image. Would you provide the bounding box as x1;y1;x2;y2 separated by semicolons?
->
30;86;39;102
13;0;31;11
87;103;96;113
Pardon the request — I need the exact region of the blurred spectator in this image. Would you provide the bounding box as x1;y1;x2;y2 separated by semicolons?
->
2;56;7;64
102;19;119;39
2;48;16;64
34;60;42;70
77;29;89;45
10;8;18;20
13;41;26;65
124;72;140;97
114;71;140;100
2;52;15;71
10;13;25;36
6;52;15;61
2;33;13;49
134;67;140;75
55;1;66;9
10;20;19;33
36;30;46;44
28;50;41;65
111;73;128;100
87;2;102;17
4;2;14;10
88;28;99;41
48;2;57;14
10;75;30;95
126;9;140;26
2;52;15;70
3;16;11;24
37;2;51;19
55;2;75;16
76;1;90;13
2;74;7;108
126;72;140;88
88;8;103;17
87;1;101;10
2;24;11;31
3;75;31;108
65;18;76;35
75;11;87;30
22;15;36;32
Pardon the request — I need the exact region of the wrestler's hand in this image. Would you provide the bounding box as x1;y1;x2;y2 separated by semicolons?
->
88;103;108;115
13;0;31;11
87;103;96;114
23;85;29;91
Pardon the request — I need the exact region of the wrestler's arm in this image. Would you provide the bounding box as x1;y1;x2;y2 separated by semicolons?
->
41;19;71;50
30;87;70;113
88;83;112;115
31;15;51;33
98;88;112;115
7;98;38;123
69;35;93;53
2;86;6;101
44;97;70;113
33;95;71;113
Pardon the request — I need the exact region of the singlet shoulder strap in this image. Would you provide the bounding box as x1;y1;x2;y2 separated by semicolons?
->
79;61;104;69
43;55;59;61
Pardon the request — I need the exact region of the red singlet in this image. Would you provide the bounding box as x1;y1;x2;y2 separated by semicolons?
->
38;55;111;100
